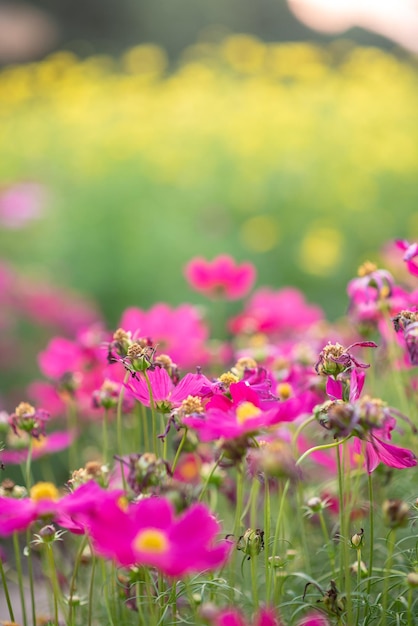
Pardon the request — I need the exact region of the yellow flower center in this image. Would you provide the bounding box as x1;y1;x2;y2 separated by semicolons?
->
133;528;168;554
30;482;59;502
236;401;261;424
32;436;47;450
276;382;292;400
117;496;129;512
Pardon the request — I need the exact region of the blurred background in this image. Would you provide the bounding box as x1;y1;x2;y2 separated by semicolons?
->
1;0;418;332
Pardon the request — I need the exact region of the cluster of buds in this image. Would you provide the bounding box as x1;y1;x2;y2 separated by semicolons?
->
0;479;27;499
92;379;120;410
108;328;156;373
68;461;109;489
122;453;171;495
9;402;50;440
247;440;300;482
315;341;376;378
314;395;403;439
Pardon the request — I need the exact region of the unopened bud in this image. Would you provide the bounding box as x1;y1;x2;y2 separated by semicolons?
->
350;528;364;549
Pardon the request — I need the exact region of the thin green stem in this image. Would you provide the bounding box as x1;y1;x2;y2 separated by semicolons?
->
25;437;33;490
117;371;130;490
88;554;97;626
171;427;188;473
367;472;374;596
382;529;396;626
142;370;158;455
46;545;61;626
318;510;336;577
69;535;88;626
264;477;272;601
13;532;27;626
337;443;353;625
198;453;224;502
102;408;109;463
26;529;37;626
295;434;352;467
0;557;15;622
355;547;362;626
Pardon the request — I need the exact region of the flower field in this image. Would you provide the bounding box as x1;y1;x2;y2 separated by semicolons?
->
0;244;418;625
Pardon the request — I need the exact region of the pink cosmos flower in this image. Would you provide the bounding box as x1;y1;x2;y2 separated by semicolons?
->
86;496;231;577
120;304;210;368
396;240;418;277
184;255;256;300
0;431;73;465
183;381;315;442
126;366;212;411
229;287;323;336
214;608;282;626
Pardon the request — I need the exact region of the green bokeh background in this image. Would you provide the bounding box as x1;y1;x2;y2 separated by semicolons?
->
1;34;418;327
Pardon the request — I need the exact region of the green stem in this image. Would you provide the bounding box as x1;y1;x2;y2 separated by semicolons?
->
88;554;97;626
102;408;109;463
337;443;353;625
250;478;260;610
198;453;224;502
269;479;290;603
295;434;352;467
13;532;27;626
171;427;188;473
264;476;272;601
69;535;88;626
117;371;130;490
26;529;37;626
142;370;159;456
382;529;396;626
355;547;362;626
0;556;15;622
46;545;61;626
367;472;374;596
318;509;336;577
25;437;33;490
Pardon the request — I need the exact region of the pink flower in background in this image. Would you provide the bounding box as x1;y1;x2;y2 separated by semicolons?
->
0;480;115;536
87;496;231;576
0;182;45;229
396;240;418;277
0;431;73;465
120;303;210;368
17;281;101;334
215;608;282;626
229;287;323;336
184;255;256;300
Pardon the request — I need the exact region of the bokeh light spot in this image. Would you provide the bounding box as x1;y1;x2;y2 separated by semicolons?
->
240;215;280;253
298;227;344;275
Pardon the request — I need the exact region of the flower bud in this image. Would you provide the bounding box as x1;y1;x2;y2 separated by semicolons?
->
350;528;364;549
236;528;265;559
407;572;418;587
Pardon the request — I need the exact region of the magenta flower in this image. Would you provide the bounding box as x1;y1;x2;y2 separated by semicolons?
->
120;304;210;368
183;381;315;442
184;255;256;300
214;608;282;626
126;366;212;410
396;240;418;277
229;287;323;336
87;496;231;577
